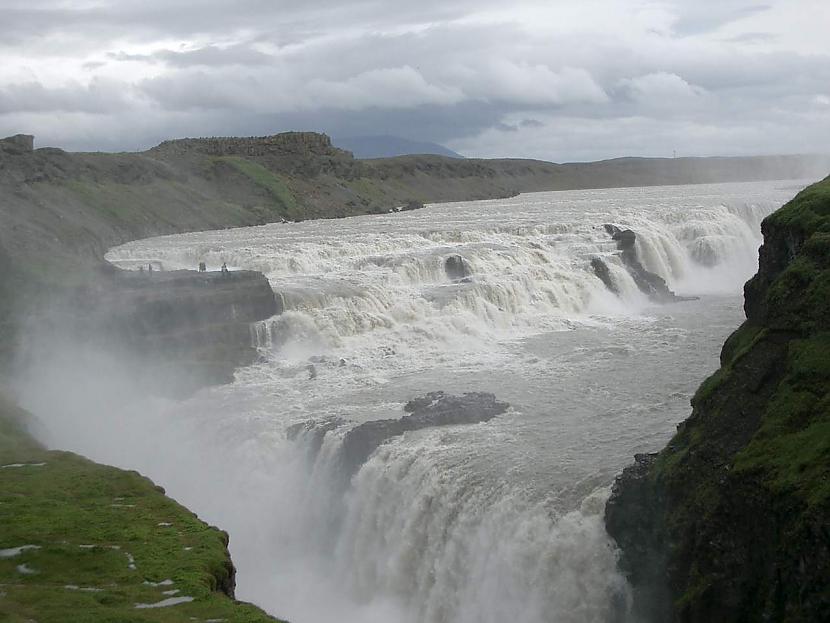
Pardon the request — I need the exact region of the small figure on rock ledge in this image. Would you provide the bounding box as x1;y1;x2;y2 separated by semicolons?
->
221;262;229;274
198;261;206;272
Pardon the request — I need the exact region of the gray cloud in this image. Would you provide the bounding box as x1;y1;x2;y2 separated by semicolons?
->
669;2;772;36
0;79;129;114
0;0;828;160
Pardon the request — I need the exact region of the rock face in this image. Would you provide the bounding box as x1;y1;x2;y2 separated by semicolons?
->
591;257;619;295
605;176;830;622
445;254;473;281
21;268;279;396
340;391;508;471
602;225;695;303
0;134;34;153
153;132;362;179
102;269;277;392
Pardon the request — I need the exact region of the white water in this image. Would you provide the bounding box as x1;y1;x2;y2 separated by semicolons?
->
22;180;807;622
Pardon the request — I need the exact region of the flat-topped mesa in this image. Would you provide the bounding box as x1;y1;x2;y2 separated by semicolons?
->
151;131;361;178
155;131;334;156
0;134;34;154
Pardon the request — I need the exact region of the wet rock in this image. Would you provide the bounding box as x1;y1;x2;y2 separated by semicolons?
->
341;391;508;471
602;224;697;303
605;453;670;622
444;255;472;281
401;200;424;211
39;269;281;397
604;224;637;250
590;257;619;295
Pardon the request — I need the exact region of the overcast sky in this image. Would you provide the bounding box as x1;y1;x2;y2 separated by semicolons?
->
1;0;829;161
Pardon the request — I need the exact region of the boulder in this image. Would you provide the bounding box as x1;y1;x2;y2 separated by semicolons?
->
445;255;472;281
340;391;508;471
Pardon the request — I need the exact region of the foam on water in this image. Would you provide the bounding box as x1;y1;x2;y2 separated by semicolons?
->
25;181;806;623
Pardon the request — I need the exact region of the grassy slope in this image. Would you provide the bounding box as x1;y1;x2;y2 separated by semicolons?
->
627;177;830;620
0;394;283;623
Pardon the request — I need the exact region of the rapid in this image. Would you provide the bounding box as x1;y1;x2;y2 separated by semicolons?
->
23;180;806;622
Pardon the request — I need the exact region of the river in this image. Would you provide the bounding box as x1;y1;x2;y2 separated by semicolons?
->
25;179;807;622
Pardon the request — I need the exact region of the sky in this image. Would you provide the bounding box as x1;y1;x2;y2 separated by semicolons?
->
1;0;829;161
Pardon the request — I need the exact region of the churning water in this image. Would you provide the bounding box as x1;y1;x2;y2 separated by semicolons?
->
28;181;807;622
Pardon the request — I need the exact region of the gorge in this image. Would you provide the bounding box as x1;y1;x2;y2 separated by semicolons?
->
1;132;828;622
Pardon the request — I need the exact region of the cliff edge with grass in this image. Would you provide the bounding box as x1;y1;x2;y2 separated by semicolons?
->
0;393;284;622
605;176;830;621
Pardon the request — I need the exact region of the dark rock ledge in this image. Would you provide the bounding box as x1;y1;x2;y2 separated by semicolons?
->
341;391;508;470
288;391;509;472
593;224;698;303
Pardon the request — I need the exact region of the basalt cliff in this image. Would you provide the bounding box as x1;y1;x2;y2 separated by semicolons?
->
606;176;830;621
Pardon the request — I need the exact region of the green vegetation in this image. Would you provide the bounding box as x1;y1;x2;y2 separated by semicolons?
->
646;175;830;618
0;394;283;623
765;176;830;234
733;333;830;506
214;157;301;220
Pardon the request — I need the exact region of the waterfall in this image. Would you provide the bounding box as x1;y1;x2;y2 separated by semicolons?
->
37;180;801;623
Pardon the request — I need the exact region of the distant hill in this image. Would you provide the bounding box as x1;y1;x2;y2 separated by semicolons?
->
333;135;464;159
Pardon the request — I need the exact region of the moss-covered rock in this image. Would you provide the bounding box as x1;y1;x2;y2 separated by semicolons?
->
606;176;830;622
0;393;285;622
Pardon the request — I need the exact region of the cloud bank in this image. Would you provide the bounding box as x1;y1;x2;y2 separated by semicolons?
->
0;0;828;160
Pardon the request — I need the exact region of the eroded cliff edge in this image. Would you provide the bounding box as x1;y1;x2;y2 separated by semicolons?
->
605;177;830;621
0;393;284;622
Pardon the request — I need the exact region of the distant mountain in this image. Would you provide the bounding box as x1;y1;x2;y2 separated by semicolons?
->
333;135;464;159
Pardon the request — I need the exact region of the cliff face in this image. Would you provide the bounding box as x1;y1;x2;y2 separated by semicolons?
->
15;268;279;397
605;177;830;621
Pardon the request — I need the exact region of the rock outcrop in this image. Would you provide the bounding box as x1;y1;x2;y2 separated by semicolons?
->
153;132;362;179
340;391;509;471
444;254;473;281
605;176;830;622
0;134;34;153
590;257;619;295
19;268;279;397
602;225;695;303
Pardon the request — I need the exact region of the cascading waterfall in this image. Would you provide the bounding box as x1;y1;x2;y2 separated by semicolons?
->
27;180;801;623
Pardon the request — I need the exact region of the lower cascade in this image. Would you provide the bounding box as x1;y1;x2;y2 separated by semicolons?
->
19;180;806;623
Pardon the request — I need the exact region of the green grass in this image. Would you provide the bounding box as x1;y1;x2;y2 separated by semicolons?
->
765;174;830;235
214;157;300;219
733;333;830;506
0;394;284;622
